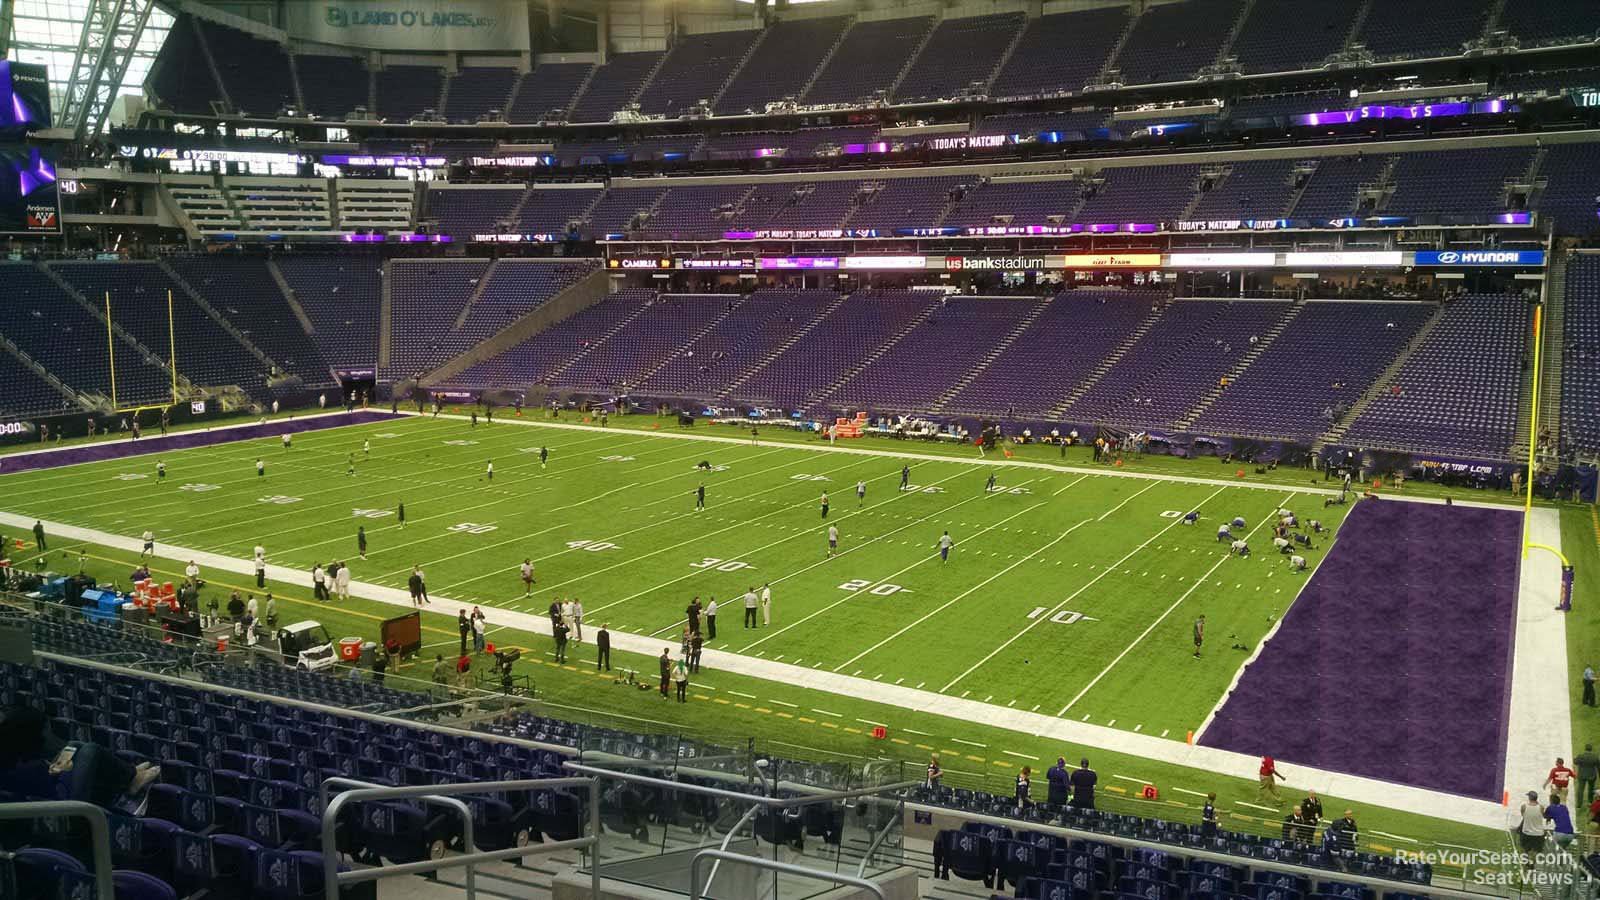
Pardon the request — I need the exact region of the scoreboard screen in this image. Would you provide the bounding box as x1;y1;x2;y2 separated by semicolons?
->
0;144;59;234
0;61;57;234
0;61;51;136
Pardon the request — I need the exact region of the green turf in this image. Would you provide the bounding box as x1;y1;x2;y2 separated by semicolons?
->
0;413;1353;735
23;537;1509;868
0;412;1521;865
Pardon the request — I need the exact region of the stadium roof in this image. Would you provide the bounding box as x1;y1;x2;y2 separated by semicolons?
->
4;0;173;135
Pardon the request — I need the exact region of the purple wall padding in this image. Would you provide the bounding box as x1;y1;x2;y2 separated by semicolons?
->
1199;498;1521;800
0;411;403;476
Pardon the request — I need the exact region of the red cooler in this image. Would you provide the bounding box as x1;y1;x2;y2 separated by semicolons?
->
338;637;363;662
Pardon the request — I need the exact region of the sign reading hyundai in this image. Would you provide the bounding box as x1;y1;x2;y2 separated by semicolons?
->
1414;250;1546;267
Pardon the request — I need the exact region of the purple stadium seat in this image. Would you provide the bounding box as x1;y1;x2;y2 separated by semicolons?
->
636;29;761;118
1344;294;1529;457
893;13;1025;103
1112;0;1245;85
990;7;1130;99
804;17;933;106
715;16;854;116
1560;255;1600;454
570;52;664;123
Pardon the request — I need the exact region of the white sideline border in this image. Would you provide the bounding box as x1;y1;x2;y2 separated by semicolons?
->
0;410;1554;831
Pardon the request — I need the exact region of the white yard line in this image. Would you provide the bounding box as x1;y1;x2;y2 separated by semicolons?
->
836;515;1090;675
0;417;1531;832
723;469;1016;650
942;484;1229;694
528;450;881;600
1057;493;1294;717
399;412;1357;498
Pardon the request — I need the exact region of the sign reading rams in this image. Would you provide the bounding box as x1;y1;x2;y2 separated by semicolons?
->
1414;250;1546;267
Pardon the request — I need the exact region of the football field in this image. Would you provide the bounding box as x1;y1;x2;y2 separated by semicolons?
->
0;412;1350;739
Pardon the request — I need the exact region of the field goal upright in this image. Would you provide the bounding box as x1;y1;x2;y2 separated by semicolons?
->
102;289;182;413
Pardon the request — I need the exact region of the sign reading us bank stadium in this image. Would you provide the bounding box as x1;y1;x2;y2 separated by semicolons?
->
286;1;530;52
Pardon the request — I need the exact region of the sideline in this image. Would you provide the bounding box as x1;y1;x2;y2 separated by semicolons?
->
1502;507;1569;803
0;507;1517;830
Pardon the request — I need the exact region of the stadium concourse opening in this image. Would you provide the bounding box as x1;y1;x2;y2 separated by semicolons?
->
3;0;1600;895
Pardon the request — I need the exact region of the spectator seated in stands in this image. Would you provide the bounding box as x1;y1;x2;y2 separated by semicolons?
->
0;705;162;810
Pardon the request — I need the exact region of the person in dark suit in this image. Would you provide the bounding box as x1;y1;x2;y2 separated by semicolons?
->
658;648;671;698
457;610;470;656
596;624;611;671
32;521;45;551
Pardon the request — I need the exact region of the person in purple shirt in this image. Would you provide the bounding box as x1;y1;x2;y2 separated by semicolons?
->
1547;793;1576;848
1069;758;1098;809
1046;757;1070;806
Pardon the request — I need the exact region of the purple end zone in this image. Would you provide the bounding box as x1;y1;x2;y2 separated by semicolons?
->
1199;498;1522;800
0;411;404;475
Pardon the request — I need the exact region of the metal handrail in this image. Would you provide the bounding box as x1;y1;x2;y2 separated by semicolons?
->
564;761;918;809
909;802;1501;900
855;797;905;878
701;802;764;896
319;777;476;899
689;848;888;900
318;776;600;900
0;801;114;900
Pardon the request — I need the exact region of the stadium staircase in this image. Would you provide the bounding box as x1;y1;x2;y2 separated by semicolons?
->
190;15;231;114
631;295;751;387
1091;7;1142;87
624;52;672;117
1314;301;1446;450
1366;156;1403;213
1340;0;1376;52
1282;161;1321;216
1516;253;1566;460
807;301;942;409
434;68;452;118
1175;298;1306;430
0;335;89;410
1482;0;1511;37
286;51;308;112
709;27;770;112
419;262;612;388
983;17;1031;95
1212;0;1257;67
798;16;857;99
500;69;527;119
37;262;193;398
723;293;850;397
263;259;321;349
538;292;662;385
562;65;599;121
1048;301;1168;418
929;298;1053;413
887;16;941;102
377;260;393;373
157;259;290;381
452;260;500;330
